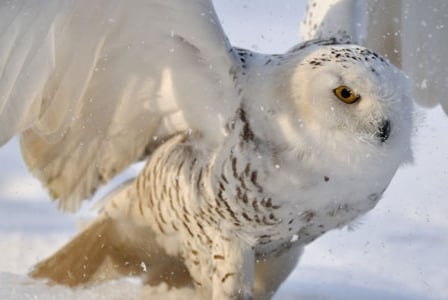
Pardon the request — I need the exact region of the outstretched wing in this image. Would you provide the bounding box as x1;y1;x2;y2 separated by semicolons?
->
301;0;448;114
0;0;240;210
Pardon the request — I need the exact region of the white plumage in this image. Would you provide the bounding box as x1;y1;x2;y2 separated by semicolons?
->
0;0;239;210
0;1;428;299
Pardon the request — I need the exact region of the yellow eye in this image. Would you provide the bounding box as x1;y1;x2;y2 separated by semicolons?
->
333;85;360;104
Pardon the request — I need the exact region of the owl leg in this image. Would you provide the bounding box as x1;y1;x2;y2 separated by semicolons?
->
253;245;303;300
210;237;255;300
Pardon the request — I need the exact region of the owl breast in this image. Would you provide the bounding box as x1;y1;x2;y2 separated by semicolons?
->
135;130;388;265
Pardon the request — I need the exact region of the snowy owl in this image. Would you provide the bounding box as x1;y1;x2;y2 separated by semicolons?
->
0;0;417;299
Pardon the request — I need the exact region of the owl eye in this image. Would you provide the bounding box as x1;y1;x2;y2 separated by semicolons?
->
333;85;360;104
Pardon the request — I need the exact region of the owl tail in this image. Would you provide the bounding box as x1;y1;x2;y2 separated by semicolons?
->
29;182;192;288
30;217;141;286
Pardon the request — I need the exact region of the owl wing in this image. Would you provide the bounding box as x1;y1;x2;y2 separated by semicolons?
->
0;0;240;210
301;0;448;114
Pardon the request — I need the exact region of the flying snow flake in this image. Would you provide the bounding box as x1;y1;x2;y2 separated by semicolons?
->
290;234;299;243
140;262;147;273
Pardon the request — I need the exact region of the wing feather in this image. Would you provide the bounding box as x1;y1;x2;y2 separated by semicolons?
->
0;0;240;210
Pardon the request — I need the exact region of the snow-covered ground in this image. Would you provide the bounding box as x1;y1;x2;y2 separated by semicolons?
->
1;1;447;299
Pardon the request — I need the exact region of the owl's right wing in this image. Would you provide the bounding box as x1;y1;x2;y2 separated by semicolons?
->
0;0;241;210
300;0;448;114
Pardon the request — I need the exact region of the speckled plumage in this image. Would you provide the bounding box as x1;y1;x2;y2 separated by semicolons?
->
0;1;414;300
31;39;413;299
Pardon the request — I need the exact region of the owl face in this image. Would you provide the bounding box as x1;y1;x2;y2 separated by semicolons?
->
280;44;414;168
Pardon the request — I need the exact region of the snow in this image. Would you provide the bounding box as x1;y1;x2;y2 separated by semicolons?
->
1;1;447;300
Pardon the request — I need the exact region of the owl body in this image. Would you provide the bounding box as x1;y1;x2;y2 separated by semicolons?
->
75;43;412;299
29;42;412;299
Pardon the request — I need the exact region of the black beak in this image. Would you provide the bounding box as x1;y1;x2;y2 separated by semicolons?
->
377;119;391;143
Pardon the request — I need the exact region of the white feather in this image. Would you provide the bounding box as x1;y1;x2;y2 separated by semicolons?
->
0;0;240;210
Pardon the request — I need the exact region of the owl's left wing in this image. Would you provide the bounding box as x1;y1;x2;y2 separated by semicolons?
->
301;0;448;114
0;0;240;210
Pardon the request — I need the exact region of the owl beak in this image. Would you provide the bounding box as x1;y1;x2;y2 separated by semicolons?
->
377;119;391;143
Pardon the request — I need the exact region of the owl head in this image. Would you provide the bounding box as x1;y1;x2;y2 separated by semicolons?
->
259;44;414;172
